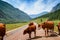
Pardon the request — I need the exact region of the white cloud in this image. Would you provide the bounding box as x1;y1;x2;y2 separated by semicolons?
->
19;3;26;10
2;0;60;15
18;0;46;15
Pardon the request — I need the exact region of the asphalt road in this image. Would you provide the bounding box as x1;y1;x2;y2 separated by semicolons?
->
3;23;60;40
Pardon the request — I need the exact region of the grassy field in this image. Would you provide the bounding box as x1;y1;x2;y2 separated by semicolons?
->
6;22;28;31
31;18;47;24
6;18;60;32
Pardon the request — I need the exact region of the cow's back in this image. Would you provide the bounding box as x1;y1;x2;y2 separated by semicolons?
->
28;25;36;31
43;21;54;29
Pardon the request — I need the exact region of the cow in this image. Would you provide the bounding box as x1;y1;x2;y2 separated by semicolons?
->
0;23;6;40
23;22;36;38
56;22;60;35
38;21;54;36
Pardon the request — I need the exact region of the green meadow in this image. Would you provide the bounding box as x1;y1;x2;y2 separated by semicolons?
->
6;17;60;32
6;22;28;31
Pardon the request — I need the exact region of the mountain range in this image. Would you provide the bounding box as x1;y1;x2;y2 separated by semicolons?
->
51;3;60;12
0;0;31;23
30;12;48;18
39;3;60;20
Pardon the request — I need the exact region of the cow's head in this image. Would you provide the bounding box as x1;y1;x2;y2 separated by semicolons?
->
29;22;34;26
56;22;60;27
38;22;46;30
23;29;27;35
56;24;60;29
38;23;43;30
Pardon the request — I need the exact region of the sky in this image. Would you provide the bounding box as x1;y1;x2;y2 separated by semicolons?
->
2;0;60;15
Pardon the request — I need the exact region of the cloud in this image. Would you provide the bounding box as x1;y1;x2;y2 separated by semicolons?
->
18;0;48;15
2;0;60;15
18;0;45;15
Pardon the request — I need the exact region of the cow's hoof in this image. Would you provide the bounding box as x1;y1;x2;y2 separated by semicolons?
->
58;34;60;35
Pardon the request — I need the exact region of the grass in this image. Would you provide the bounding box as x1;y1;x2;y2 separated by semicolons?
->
6;22;28;31
6;18;60;32
31;18;47;24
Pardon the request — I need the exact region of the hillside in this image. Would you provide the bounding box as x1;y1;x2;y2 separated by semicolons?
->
40;9;60;20
30;12;48;18
0;0;31;23
37;3;60;20
51;3;60;12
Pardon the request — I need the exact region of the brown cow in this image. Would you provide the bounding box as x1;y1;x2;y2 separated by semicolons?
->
23;22;36;38
0;23;6;40
56;22;60;35
38;21;54;36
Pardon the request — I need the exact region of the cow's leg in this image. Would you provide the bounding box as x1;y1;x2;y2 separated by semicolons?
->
34;30;36;37
45;28;47;37
47;29;49;36
52;28;54;32
45;30;46;36
52;26;54;34
59;31;60;35
45;28;49;37
29;33;31;38
58;27;60;35
1;36;3;40
51;29;54;35
58;29;60;35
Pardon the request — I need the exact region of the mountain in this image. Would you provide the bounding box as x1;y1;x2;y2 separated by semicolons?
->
39;3;60;20
30;12;48;18
0;0;31;23
51;3;60;12
40;9;60;20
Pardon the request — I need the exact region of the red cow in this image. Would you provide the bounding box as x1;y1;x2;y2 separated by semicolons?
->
38;21;54;36
0;23;6;40
23;22;36;38
57;22;60;35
